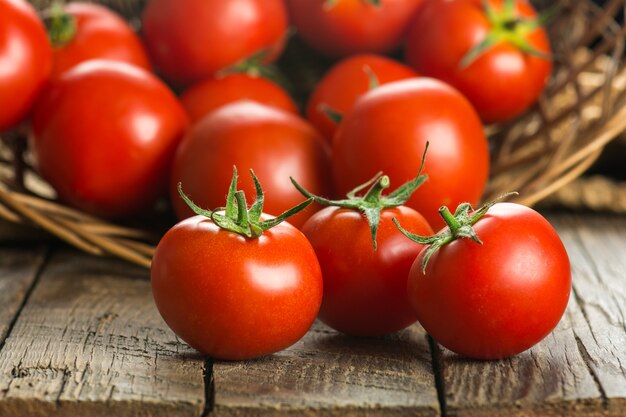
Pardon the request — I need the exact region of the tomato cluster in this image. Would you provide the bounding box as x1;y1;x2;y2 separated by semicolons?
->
1;0;570;361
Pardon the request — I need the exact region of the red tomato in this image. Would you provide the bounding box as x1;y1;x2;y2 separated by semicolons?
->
286;0;424;57
180;73;298;125
306;54;418;142
303;206;432;336
142;0;288;86
332;78;490;229
171;101;332;229
152;213;323;360
405;0;552;123
30;60;188;219
405;202;571;359
0;0;52;132
46;2;151;79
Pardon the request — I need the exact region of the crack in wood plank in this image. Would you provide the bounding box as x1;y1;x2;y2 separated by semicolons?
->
0;248;206;417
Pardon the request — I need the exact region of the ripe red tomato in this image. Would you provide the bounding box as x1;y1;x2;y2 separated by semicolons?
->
152;170;323;360
402;202;571;359
332;78;490;229
46;2;151;79
171;101;332;229
180;73;298;125
286;0;424;57
0;0;52;132
30;60;188;219
306;54;418;142
303;206;432;336
404;0;552;123
142;0;288;86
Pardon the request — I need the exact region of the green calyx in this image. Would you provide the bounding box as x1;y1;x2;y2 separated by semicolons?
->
393;192;518;272
178;167;313;239
460;0;552;68
291;146;429;250
217;47;293;92
46;3;77;47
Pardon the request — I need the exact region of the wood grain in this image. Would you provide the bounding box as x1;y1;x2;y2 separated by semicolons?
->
0;246;47;344
552;214;626;417
211;320;440;417
436;213;626;417
0;249;205;417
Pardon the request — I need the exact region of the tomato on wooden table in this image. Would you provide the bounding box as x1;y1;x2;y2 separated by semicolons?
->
30;60;188;219
142;0;288;86
306;54;418;142
152;168;323;360
180;73;298;125
0;0;52;132
332;78;490;230
404;0;552;123
44;2;150;79
171;101;332;229
286;0;424;57
294;171;433;336
396;200;571;359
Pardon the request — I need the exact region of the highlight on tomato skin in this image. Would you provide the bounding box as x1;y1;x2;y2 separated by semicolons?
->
151;169;323;361
285;0;425;58
306;53;419;142
45;2;151;80
180;73;299;125
141;0;289;87
0;0;53;133
396;200;572;360
29;59;189;219
332;77;490;230
170;101;333;229
404;0;553;123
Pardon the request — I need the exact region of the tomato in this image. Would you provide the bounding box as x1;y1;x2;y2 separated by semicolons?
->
404;0;552;123
332;78;490;229
171;101;332;229
306;54;418;142
46;2;151;79
0;0;52;132
303;205;432;336
400;202;571;359
180;73;298;125
142;0;288;86
152;169;323;360
286;0;424;57
30;60;188;219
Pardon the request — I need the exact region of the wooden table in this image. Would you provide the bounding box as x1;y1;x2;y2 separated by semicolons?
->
0;213;624;417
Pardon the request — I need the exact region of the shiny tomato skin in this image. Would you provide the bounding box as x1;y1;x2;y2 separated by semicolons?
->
30;60;188;219
332;78;489;230
180;73;299;125
405;0;552;123
49;2;151;79
0;0;52;132
306;54;418;142
141;0;288;86
171;101;332;229
151;214;323;360
408;203;571;359
303;206;433;336
286;0;424;57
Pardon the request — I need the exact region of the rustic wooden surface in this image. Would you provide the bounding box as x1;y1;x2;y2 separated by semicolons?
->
0;213;625;417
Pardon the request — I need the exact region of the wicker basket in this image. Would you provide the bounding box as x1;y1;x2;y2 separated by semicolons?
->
1;0;626;268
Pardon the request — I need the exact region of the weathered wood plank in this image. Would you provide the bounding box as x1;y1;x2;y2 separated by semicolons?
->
436;213;626;417
0;245;48;344
0;249;206;417
211;320;440;417
552;214;626;417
